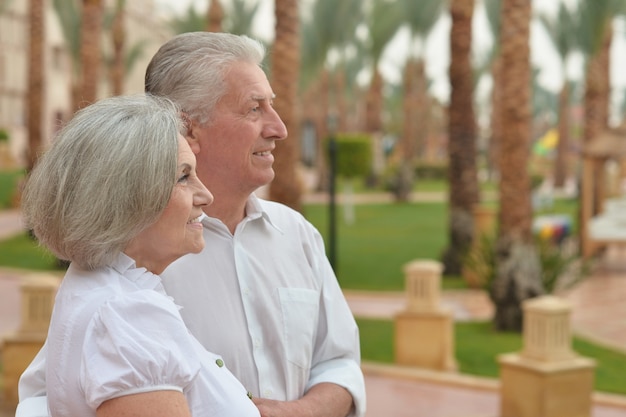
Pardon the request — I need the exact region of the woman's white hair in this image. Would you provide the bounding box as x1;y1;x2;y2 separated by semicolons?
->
145;31;265;125
22;94;183;270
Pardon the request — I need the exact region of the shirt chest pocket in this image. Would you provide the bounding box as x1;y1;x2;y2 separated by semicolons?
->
278;288;320;369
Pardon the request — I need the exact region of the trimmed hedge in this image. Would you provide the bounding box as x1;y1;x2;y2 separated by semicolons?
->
328;133;373;178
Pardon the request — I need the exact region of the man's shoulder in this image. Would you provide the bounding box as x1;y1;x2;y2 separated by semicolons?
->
254;197;316;232
256;197;304;218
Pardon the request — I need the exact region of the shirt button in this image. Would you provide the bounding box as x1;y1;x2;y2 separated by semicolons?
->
253;338;261;348
215;359;224;367
263;389;272;397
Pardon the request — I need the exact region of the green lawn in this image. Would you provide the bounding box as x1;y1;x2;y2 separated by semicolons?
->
0;233;60;270
303;197;580;291
358;318;626;396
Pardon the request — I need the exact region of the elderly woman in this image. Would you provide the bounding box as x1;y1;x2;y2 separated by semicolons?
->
20;95;260;417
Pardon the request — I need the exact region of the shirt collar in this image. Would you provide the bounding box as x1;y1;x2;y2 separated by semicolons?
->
245;193;283;234
201;193;284;234
112;252;165;293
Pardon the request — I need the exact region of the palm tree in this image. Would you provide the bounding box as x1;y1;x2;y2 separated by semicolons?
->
26;0;45;173
169;5;205;33
441;0;479;275
579;0;617;146
396;0;444;201
310;0;363;132
491;0;543;332
363;0;402;135
537;2;580;189
298;0;363;191
483;0;502;181
103;1;147;97
269;0;302;211
170;0;260;36
578;0;626;218
225;0;261;36
109;0;126;95
79;0;104;109
206;0;223;32
52;0;82;111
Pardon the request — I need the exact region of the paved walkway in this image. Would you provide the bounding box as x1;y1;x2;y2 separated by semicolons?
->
1;206;626;416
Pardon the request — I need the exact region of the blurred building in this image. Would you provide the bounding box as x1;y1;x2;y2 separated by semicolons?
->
0;0;171;167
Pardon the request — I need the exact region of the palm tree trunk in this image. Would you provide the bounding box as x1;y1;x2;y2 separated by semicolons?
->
492;0;543;332
314;70;330;192
365;69;384;181
365;70;383;134
414;60;430;161
442;0;479;275
553;82;570;188
110;0;125;96
488;56;502;180
206;0;223;32
269;0;302;211
27;0;45;173
583;24;612;215
396;59;419;202
79;0;103;109
334;70;348;133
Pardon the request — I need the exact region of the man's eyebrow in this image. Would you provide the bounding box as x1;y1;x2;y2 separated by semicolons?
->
251;94;276;101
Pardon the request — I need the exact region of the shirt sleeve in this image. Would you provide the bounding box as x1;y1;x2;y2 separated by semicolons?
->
306;228;367;417
80;290;201;410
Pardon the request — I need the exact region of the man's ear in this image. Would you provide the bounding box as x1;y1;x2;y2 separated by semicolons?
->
183;114;201;154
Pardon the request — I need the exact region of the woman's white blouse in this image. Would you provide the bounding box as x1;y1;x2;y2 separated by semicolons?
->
45;253;259;417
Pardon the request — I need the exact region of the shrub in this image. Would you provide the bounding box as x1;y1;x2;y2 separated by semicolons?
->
329;133;373;179
414;161;448;180
463;234;589;294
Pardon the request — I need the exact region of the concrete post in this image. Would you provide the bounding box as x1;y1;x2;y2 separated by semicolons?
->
2;273;60;407
499;295;596;417
394;260;457;371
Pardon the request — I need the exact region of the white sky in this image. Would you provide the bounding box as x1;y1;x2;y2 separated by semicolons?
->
155;0;626;120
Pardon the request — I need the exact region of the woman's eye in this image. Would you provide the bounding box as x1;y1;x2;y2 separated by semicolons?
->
177;173;190;183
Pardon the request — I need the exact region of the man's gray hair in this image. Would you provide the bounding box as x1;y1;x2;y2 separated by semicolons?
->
145;31;265;125
22;94;183;270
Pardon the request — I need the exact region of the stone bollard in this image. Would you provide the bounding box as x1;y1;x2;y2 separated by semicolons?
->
2;273;60;407
394;259;457;371
499;295;596;417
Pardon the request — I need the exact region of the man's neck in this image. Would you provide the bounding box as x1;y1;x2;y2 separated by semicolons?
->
204;192;249;234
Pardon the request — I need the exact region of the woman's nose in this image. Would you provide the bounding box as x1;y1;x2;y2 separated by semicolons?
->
196;181;213;207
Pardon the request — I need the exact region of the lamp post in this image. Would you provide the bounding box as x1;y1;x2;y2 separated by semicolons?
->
327;114;338;272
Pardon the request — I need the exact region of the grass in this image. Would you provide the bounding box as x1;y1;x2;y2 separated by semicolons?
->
0;233;59;270
0;169;24;209
304;201;450;290
358;318;626;396
303;196;580;291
